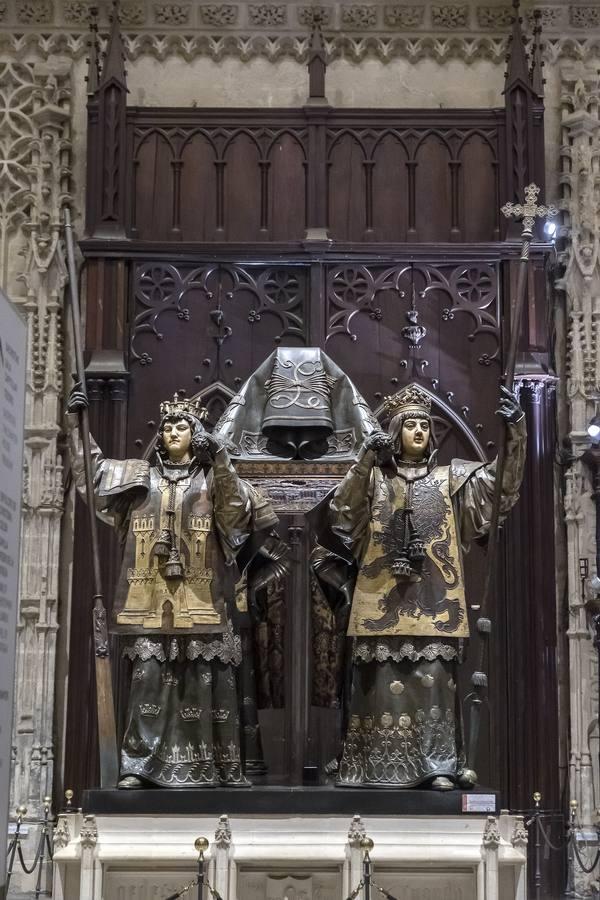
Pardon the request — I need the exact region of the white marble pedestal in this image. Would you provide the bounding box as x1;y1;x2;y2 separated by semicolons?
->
52;810;527;900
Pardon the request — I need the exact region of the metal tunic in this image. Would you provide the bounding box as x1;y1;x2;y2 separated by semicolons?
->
329;417;527;641
70;426;259;634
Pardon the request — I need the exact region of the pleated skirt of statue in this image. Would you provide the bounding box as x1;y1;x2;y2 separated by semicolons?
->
120;634;249;787
337;638;464;787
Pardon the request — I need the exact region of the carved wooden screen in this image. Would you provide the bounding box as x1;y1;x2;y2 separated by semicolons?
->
120;110;504;244
69;23;559;871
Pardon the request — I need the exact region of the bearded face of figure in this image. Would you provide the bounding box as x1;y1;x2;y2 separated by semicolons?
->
399;417;430;462
161;417;193;463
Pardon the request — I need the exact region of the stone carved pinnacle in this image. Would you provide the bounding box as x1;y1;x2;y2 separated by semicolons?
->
53;815;71;851
348;814;367;848
483;816;501;850
530;10;545;98
309;15;326;59
80;815;98;849
307;15;327;101
214;814;232;849
85;7;100;96
511;816;528;848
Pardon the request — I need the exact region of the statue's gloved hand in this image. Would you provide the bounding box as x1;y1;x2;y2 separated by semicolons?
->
247;535;289;622
251;537;290;593
66;382;89;415
191;428;223;462
496;386;524;425
362;430;395;466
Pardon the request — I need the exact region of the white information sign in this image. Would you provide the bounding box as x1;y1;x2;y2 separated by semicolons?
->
462;793;497;813
0;290;26;899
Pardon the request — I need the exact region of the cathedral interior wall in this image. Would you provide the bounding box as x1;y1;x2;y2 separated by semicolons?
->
2;0;600;892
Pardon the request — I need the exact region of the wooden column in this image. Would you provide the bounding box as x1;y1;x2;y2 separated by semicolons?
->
304;21;330;242
503;377;559;808
503;0;538;238
88;5;128;238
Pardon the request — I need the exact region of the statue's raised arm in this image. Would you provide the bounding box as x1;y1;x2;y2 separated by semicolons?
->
326;382;526;791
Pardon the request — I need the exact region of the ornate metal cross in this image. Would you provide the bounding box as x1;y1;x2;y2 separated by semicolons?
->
501;182;558;259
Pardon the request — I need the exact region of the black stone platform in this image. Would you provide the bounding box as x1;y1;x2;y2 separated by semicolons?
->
83;785;499;817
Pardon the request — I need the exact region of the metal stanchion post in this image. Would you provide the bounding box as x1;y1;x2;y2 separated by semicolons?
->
344;831;400;900
63;789;74;814
33;797;53;899
565;800;578;897
361;838;373;900
195;837;209;900
532;791;542;900
5;805;27;893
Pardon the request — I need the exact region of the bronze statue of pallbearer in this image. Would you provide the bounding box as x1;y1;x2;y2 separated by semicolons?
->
67;388;282;788
320;382;526;790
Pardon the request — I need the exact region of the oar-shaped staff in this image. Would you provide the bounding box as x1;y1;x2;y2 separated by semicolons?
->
63;208;119;787
466;183;557;772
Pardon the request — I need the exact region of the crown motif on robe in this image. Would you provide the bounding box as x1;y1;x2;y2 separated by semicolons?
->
383;384;432;419
159;393;208;422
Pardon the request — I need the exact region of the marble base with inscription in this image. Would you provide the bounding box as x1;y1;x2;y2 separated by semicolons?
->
52;809;528;900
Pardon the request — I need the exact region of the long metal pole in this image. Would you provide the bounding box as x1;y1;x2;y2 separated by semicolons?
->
63;208;119;787
466;184;556;771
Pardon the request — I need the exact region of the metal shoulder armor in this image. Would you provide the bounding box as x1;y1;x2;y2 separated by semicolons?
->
97;458;151;497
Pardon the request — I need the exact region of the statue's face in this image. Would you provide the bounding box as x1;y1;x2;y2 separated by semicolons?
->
400;417;430;461
162;418;192;462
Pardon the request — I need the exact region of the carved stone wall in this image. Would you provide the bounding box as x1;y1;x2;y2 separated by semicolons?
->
556;65;600;890
0;0;600;64
0;61;72;889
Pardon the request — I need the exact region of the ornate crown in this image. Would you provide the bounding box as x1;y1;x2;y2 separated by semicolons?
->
159;392;208;422
383;384;432;419
180;707;202;721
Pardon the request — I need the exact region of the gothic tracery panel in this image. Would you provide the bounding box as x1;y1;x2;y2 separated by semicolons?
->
324;261;501;453
128;261;309;453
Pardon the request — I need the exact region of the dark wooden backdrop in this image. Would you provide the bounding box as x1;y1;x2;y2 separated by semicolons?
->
64;15;560;866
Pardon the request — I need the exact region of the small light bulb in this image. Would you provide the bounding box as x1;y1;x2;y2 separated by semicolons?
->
544;221;557;238
588;414;600;439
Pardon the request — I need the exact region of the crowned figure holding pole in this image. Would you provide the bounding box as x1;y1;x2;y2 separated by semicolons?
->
325;383;526;790
67;388;280;789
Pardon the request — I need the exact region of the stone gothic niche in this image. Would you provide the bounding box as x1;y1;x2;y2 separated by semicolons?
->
558;66;600;892
0;60;72;890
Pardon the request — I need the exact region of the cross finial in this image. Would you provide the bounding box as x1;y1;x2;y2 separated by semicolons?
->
501;183;557;252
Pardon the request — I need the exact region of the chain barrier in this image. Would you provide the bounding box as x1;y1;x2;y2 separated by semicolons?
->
164;837;227;900
344;837;400;900
5;799;54;898
521;792;600;898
